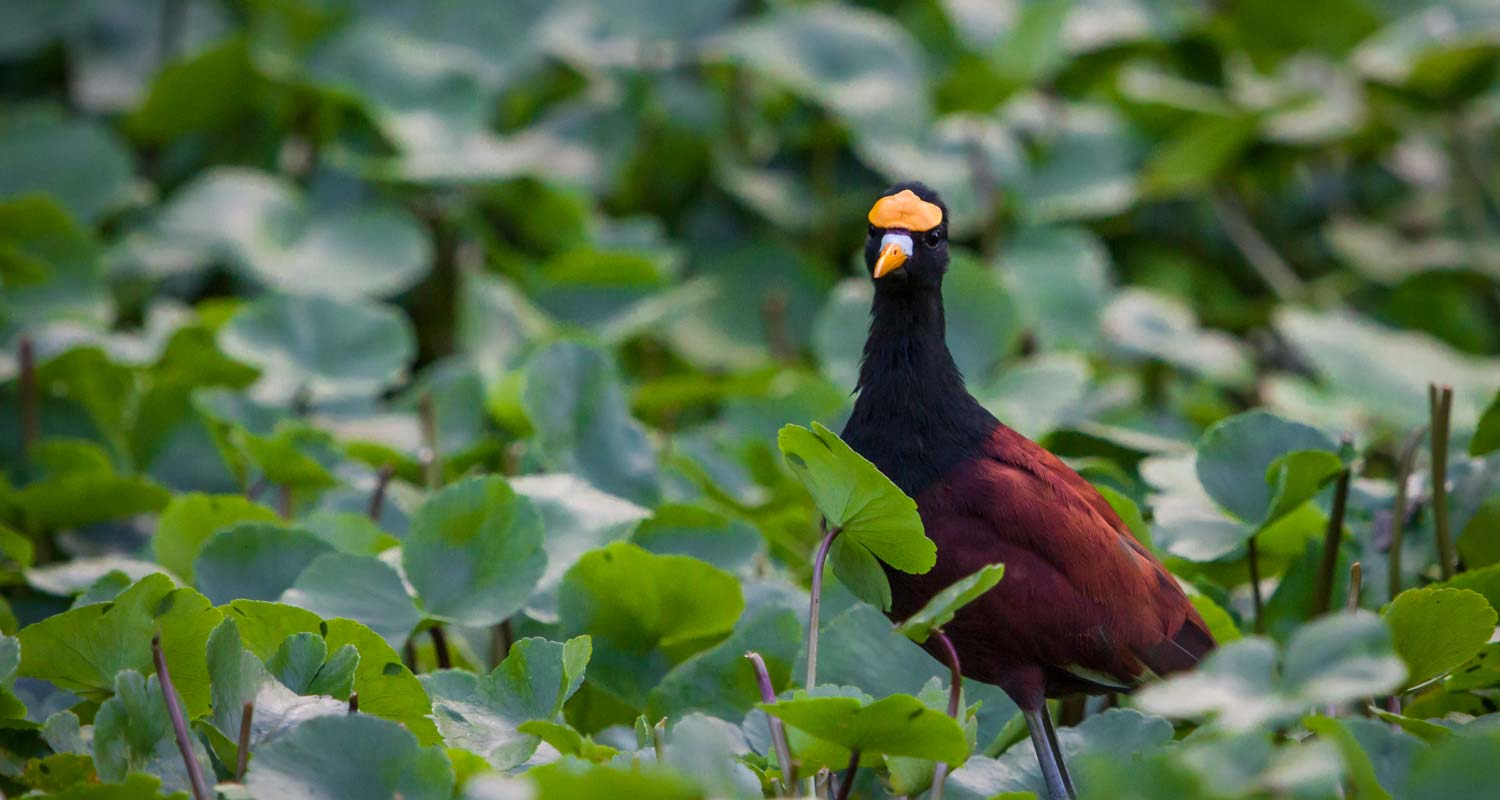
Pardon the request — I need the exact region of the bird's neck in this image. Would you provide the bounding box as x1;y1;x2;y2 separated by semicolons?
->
843;283;997;495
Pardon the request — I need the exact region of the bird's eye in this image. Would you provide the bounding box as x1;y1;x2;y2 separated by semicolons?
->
924;230;942;247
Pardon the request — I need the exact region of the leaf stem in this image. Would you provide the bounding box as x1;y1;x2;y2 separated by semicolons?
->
806;522;842;690
1388;426;1427;601
747;651;797;793
491;620;514;668
1247;536;1264;634
1312;469;1352;616
235;700;253;781
419;392;441;490
930;628;963;800
1429;385;1455;579
348;692;358;714
1212;190;1305;301
834;749;860;800
153;633;212;800
652;718;668;764
367;463;394;521
429;624;452;670
277;485;292;519
18;335;37;460
1345;562;1362;613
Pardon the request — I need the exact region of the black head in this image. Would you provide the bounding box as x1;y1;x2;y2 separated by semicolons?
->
863;181;949;289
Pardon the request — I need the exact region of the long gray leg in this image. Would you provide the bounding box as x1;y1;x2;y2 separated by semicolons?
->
1023;706;1075;800
1039;702;1077;798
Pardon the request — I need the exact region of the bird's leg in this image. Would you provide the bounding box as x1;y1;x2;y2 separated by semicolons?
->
1039;702;1077;798
1023;705;1075;800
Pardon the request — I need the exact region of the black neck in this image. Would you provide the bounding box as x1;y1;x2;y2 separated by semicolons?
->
841;283;996;495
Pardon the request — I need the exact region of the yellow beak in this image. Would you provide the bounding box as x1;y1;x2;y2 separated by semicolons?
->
873;241;907;278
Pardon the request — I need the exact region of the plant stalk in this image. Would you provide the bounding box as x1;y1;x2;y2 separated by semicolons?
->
153;634;212;800
652;718;668;764
1429;385;1455;579
1346;562;1362;613
419;392;441;490
348;692;358;714
806;522;841;691
931;628;964;800
834;749;860;800
18;336;37;460
1247;536;1264;634
277;484;292;519
1312;469;1352;616
236;701;253;780
367;464;394;521
1388;426;1427;602
747;651;797;793
429;624;452;670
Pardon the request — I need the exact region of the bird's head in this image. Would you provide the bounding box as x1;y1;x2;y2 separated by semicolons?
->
864;182;948;289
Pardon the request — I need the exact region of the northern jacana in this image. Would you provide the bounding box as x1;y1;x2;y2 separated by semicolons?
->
843;183;1214;800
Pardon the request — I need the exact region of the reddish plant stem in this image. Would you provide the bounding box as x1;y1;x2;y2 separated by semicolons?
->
419;392;441;490
18;336;37;459
236;701;254;780
1429;385;1455;579
1312;469;1352;616
153;634;212;800
807;523;842;690
747;651;796;792
348;692;359;714
367;464;395;521
277;485;292;519
1346;562;1362;612
429;624;452;670
931;628;964;800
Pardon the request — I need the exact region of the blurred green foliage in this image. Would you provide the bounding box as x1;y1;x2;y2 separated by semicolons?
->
2;0;1500;798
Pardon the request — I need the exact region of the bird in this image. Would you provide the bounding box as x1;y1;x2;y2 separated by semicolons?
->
840;182;1214;800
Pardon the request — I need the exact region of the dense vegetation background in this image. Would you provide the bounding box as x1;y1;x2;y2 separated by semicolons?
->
2;0;1500;798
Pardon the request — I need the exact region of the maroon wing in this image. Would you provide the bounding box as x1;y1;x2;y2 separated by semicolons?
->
899;425;1214;694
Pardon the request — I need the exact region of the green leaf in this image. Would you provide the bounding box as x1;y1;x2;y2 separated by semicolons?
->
1303;715;1394;800
512;473;649;623
153;493;279;582
39;773;180;800
1140;114;1259;197
558;542;743;706
281;552;421;650
1471;389;1500;456
999;226;1112;351
521;341;660;505
421;636;591;769
91;670;213;794
300;512;400;556
528;759;701;800
777;422;933;575
218;292;416;404
0;197;105;335
760;692;970;763
194;523;335;605
15;473;170;534
829;533;893;611
648;606;801;721
1404;726;1500;800
1137;611;1405;730
148;168;431;298
1383;587;1497;691
403;476;546;627
896;564;1005;644
948;709;1174;798
1456;497;1500;569
204;620;344;763
18;574;221;716
245;714;454;800
630;504;763;576
516;720;619;762
219;601;440;745
1195;410;1337;527
1101;288;1252;386
0;107;132;224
